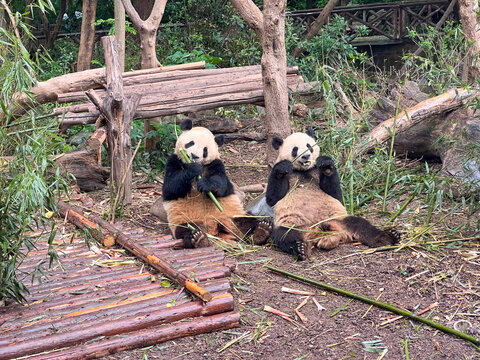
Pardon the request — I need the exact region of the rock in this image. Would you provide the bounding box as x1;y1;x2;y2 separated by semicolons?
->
292;103;309;118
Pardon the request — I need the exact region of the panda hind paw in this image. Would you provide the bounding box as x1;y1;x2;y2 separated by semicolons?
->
296;239;312;261
385;229;402;244
371;228;402;247
252;219;273;245
192;230;210;248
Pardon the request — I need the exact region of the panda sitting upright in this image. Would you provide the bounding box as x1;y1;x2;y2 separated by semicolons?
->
266;128;400;260
162;119;272;248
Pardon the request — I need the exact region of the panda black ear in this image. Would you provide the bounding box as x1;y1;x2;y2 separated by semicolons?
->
215;135;225;147
180;119;193;131
272;137;283;150
306;126;316;138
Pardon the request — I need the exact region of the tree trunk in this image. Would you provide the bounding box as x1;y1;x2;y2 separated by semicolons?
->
37;0;66;49
458;0;480;79
262;0;290;165
291;0;339;58
230;0;291;166
114;0;125;71
121;0;167;153
77;0;98;71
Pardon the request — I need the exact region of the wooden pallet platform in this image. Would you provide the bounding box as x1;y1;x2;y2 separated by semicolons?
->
0;226;239;359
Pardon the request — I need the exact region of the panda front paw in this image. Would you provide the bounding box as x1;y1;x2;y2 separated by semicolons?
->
186;162;202;178
316;156;336;176
274;160;293;178
197;178;213;193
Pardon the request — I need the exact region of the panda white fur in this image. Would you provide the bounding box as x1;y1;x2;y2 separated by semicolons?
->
162;119;272;248
265;128;401;260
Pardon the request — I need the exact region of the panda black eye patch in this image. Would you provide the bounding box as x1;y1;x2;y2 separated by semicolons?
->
185;141;195;149
291;146;298;158
203;147;208;158
307;144;314;153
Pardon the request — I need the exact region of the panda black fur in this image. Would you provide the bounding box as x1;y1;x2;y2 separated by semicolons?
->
266;128;401;260
163;119;272;248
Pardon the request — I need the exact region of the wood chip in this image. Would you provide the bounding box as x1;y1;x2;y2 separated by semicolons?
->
281;286;314;296
312;297;326;311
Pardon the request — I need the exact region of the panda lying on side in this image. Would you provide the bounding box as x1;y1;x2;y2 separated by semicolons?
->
266;128;401;260
163;119;272;249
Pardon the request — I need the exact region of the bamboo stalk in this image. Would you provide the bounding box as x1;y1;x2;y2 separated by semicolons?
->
179;148;223;212
266;265;480;346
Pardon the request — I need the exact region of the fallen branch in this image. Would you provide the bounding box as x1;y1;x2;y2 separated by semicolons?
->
238;183;266;193
58;201;213;302
358;87;478;154
57;201;115;247
266;265;480;346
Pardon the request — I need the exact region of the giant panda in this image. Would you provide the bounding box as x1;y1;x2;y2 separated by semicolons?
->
265;128;401;260
162;119;272;248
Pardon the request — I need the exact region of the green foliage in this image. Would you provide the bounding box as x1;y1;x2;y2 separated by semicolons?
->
36;38;79;80
0;1;69;303
131;121;179;173
290;16;370;80
158;1;261;67
402;21;470;94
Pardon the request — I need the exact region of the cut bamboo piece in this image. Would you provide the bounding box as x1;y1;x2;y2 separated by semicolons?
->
267;265;480;347
32;311;241;360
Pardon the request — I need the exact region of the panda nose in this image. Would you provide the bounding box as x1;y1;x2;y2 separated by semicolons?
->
301;154;310;161
191;154;199;160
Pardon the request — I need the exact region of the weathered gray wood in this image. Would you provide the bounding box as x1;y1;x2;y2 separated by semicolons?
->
58;80;317;127
102;36;124;105
56;66;299;104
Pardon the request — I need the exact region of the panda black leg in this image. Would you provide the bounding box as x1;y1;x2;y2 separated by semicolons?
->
271;226;311;261
232;217;273;245
341;216;401;247
175;223;210;249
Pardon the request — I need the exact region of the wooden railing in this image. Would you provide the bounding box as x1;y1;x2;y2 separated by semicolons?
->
287;1;456;40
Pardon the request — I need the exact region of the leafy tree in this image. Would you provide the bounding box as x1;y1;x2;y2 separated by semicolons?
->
0;0;68;303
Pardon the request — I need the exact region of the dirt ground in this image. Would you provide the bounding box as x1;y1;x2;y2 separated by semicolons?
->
87;117;480;360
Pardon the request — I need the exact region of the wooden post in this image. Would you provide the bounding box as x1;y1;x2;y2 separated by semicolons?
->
85;36;141;206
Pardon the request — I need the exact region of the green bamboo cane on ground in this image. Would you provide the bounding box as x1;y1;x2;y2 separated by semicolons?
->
179;148;223;212
266;265;480;347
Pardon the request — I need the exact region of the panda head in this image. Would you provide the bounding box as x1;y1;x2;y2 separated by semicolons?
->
174;119;225;165
272;127;319;171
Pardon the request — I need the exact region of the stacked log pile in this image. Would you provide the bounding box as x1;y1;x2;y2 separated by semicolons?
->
54;65;314;128
0;220;238;359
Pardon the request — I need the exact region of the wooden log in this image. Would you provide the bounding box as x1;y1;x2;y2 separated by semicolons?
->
0;294;234;360
86;127;107;150
358;87;479;154
56;80;317;126
238;183;266;193
223;132;267;143
4;61;206;120
80;208;213;302
32;311;241;360
55;150;110;192
57;201;115;247
56;65;299;103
